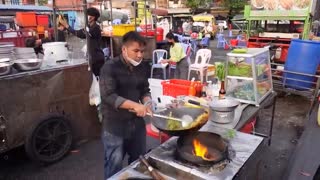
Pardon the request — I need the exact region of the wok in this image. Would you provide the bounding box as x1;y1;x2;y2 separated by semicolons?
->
149;107;209;136
176;132;229;166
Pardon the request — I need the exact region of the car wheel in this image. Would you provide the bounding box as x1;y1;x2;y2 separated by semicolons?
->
25;115;73;164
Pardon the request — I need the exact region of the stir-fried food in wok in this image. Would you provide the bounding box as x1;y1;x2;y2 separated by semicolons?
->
166;111;209;130
166;112;181;130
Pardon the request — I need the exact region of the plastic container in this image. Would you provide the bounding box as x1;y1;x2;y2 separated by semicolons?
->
156;27;164;42
279;46;288;63
37;25;45;34
148;78;163;100
16;12;37;27
161;79;191;97
230;39;238;46
36;15;49;26
240;117;256;134
112;24;135;36
284;39;320;89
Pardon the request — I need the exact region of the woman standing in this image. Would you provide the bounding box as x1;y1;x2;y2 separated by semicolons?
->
161;32;188;79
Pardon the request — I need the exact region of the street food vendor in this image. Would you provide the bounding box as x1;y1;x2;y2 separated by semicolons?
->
59;7;104;77
99;31;156;179
160;32;188;79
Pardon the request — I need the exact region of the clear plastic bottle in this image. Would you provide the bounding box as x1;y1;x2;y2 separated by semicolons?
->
206;81;212;99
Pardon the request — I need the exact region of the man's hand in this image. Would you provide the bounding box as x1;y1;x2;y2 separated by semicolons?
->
132;103;149;117
59;15;69;29
144;100;157;112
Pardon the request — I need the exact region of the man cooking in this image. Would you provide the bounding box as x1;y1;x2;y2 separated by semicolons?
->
99;31;156;179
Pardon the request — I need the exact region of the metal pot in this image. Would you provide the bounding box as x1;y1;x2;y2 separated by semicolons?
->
188;99;240;124
209;99;240;124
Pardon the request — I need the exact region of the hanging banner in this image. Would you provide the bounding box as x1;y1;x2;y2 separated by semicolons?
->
248;0;314;17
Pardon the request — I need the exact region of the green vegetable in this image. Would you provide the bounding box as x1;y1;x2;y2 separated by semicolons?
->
228;62;252;77
232;48;248;53
224;129;236;139
166;112;182;130
216;63;225;82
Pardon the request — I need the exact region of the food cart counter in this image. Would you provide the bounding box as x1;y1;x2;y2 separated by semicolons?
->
110;125;265;180
0;60;100;163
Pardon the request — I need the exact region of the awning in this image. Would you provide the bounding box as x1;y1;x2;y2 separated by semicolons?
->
0;4;52;12
193;13;214;22
151;8;168;16
167;8;190;14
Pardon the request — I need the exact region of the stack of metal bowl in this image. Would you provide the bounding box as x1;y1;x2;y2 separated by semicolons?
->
0;42;14;76
13;47;42;71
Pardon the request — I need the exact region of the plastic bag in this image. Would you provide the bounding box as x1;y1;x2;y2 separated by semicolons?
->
89;75;101;106
81;44;87;56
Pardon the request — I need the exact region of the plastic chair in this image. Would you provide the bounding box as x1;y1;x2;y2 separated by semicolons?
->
199;37;210;48
151;49;168;79
187;49;211;82
168;43;192;78
217;34;227;48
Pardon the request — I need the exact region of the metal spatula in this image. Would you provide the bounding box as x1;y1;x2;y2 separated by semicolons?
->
130;109;194;126
149;113;193;124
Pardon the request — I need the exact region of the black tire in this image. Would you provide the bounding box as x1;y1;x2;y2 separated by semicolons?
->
25;115;73;164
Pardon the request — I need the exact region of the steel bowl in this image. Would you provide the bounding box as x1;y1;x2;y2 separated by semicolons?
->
14;52;37;59
0;62;12;76
13;59;42;71
14;47;37;59
14;47;35;54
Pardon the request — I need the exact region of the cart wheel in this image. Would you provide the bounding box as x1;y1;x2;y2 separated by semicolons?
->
25;115;73;164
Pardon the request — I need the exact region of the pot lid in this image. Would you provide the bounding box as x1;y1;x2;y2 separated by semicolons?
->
209;98;240;111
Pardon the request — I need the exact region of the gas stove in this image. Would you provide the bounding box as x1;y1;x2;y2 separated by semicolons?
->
110;125;264;180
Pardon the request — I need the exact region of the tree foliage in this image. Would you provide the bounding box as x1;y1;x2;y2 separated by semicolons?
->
186;0;211;14
38;0;48;6
222;0;248;15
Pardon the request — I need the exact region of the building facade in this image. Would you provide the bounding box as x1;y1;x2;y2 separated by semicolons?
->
1;0;38;5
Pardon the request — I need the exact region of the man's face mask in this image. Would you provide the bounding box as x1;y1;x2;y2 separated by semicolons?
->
125;48;142;66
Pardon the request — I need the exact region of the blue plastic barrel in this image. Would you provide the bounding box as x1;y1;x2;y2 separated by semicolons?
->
284;39;320;89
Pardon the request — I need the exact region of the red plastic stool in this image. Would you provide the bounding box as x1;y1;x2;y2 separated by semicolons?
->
146;124;170;143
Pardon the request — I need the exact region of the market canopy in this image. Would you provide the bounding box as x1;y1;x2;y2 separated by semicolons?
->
151;8;168;16
193;13;214;22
